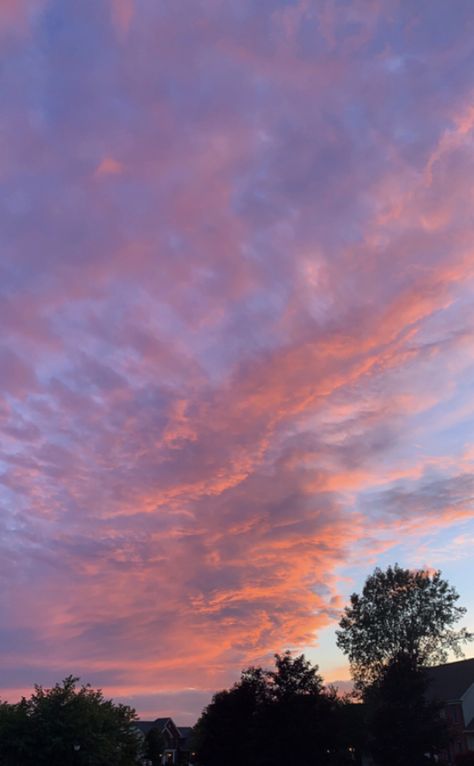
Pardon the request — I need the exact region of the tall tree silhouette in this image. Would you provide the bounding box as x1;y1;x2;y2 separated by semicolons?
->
336;564;472;691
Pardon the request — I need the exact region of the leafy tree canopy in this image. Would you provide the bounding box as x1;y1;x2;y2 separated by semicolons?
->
336;564;473;691
193;652;357;766
144;726;167;766
268;651;324;700
365;652;448;766
0;676;140;766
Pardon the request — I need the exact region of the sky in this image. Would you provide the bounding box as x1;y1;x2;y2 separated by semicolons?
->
1;0;474;725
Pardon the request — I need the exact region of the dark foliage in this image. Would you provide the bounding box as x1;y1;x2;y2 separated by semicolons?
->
192;667;265;766
365;653;448;766
455;754;474;765
193;652;359;766
336;564;472;691
0;676;140;766
144;726;167;766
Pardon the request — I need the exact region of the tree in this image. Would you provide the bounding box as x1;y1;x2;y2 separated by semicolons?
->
0;698;32;766
144;726;167;766
193;652;353;766
0;676;140;766
269;651;324;700
257;653;339;766
336;564;472;691
192;666;267;766
364;653;448;766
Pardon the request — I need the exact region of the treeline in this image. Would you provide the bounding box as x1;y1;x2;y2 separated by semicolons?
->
192;565;473;766
0;565;471;766
193;651;362;766
191;649;450;766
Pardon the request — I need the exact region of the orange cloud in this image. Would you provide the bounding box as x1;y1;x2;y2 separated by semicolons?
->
110;0;134;38
95;156;123;177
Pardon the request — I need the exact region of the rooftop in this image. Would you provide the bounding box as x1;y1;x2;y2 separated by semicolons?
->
426;658;474;702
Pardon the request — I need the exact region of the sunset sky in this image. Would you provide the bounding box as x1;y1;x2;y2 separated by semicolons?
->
1;0;474;724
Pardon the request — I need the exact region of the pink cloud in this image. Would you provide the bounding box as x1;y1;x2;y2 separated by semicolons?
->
0;0;33;34
110;0;134;38
95;156;123;177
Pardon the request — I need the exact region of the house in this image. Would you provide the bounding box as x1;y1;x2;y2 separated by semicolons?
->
134;716;195;765
427;658;474;764
177;727;196;763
